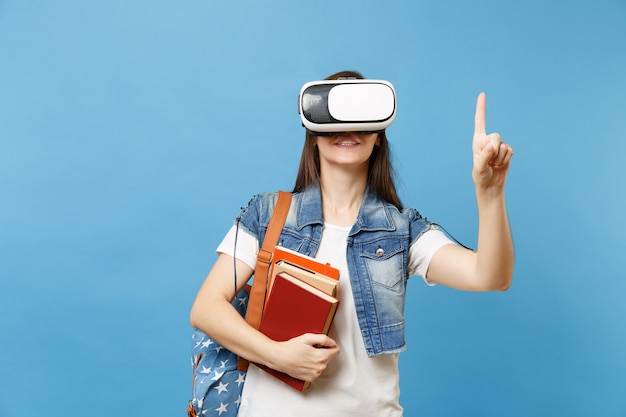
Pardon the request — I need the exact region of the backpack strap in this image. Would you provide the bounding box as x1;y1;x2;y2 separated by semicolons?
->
238;190;292;371
187;353;203;417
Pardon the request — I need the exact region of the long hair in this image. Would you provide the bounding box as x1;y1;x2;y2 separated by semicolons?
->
292;70;403;210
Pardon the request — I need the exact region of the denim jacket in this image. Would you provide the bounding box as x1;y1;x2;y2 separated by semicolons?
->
236;184;437;357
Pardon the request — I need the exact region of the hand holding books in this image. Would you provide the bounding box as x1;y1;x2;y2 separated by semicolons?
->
255;246;341;391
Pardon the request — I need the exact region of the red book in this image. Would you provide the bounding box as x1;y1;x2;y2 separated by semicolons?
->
256;272;340;391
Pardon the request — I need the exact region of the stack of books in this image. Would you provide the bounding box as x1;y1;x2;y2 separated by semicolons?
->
256;246;340;391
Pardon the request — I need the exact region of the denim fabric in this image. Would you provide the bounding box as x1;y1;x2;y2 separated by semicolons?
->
236;185;436;357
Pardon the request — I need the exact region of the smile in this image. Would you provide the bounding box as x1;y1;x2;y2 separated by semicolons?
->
335;134;361;145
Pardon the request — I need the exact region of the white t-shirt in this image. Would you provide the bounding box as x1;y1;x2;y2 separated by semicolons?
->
217;223;453;417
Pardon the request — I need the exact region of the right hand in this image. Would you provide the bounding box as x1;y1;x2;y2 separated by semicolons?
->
268;333;340;383
472;92;514;191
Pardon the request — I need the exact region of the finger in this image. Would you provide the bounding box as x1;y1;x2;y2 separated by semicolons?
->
491;143;514;167
487;132;501;152
303;333;337;348
474;92;486;135
504;144;514;163
489;143;507;166
476;141;496;170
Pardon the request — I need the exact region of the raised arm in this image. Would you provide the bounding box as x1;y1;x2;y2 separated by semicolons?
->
426;92;514;291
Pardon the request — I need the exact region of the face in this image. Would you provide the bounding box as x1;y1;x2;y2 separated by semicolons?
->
314;132;380;171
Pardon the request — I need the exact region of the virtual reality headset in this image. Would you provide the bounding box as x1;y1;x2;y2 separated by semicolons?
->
298;79;396;135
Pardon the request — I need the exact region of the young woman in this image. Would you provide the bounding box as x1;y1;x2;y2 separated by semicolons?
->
190;70;514;416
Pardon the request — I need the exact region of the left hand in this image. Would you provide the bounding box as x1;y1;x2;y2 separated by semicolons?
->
472;92;514;190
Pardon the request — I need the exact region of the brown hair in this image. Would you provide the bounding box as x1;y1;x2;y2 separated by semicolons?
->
292;70;403;210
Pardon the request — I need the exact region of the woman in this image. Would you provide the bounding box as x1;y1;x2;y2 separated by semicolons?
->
190;70;514;416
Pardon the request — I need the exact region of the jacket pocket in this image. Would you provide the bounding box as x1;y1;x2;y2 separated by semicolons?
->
360;238;406;291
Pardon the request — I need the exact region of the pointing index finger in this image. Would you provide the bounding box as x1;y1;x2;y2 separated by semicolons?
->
474;92;486;135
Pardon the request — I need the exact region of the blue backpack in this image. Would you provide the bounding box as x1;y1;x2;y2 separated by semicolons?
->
188;287;249;416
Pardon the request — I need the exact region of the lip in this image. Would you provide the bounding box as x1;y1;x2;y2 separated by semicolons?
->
334;138;359;147
333;132;360;144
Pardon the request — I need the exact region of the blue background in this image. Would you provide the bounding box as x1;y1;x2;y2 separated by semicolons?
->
1;1;625;416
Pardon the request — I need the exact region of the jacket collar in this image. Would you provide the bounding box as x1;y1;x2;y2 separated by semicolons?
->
297;184;396;233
